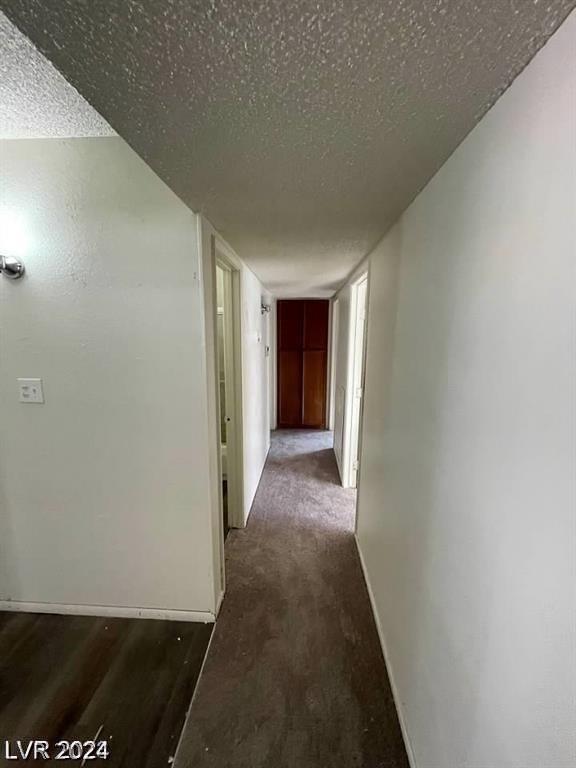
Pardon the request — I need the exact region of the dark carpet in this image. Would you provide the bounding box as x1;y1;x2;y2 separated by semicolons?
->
175;429;409;768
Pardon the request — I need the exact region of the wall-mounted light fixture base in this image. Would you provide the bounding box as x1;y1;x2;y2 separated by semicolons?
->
0;255;25;280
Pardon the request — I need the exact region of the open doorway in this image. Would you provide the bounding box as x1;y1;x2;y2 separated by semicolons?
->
348;275;368;488
214;246;244;539
335;272;369;489
215;265;230;536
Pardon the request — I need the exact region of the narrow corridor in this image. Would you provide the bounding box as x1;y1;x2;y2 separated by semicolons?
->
175;430;408;768
0;5;571;765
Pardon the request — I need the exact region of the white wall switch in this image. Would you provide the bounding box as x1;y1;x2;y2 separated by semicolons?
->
18;378;44;404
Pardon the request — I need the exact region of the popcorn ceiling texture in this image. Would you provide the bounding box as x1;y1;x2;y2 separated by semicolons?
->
0;12;114;139
1;1;574;294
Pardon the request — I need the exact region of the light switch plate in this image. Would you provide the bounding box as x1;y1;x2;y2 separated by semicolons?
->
18;378;44;404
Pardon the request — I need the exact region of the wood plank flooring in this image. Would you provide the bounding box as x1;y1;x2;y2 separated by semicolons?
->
0;611;212;766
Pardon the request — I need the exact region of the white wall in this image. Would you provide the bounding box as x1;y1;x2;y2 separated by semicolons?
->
0;137;218;617
357;13;576;768
241;267;271;517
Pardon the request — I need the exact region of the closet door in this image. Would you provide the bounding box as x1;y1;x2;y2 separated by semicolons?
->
277;300;329;429
278;300;303;427
302;300;329;428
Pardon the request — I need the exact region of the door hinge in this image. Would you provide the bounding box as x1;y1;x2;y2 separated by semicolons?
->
353;460;360;471
355;387;363;399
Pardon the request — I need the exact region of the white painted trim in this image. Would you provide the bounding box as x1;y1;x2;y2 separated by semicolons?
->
215;244;245;529
0;600;215;623
327;298;339;431
269;298;278;431
354;535;418;768
196;215;224;614
354;260;372;534
341;272;368;488
213;230;243;271
347;274;368;488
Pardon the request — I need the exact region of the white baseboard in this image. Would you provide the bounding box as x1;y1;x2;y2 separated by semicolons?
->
354;534;418;768
215;589;225;617
333;446;345;486
0;600;215;624
243;442;271;527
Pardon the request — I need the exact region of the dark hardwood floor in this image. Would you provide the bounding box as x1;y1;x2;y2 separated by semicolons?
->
0;611;212;766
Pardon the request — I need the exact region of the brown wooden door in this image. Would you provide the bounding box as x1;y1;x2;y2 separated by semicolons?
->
277;299;329;428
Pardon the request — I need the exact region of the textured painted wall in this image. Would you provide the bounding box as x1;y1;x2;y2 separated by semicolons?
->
0;137;217;615
241;266;272;519
1;1;574;295
357;15;576;766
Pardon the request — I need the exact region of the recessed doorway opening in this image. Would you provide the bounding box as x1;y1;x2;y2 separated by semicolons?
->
334;272;369;491
348;274;368;490
214;243;244;543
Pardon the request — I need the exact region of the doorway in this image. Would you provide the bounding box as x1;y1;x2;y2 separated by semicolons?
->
339;274;368;489
214;248;244;537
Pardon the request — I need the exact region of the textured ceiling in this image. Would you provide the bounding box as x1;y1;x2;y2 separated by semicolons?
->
0;11;114;139
1;1;574;295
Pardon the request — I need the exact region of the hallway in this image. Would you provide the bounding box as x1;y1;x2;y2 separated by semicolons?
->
0;5;572;765
176;430;408;768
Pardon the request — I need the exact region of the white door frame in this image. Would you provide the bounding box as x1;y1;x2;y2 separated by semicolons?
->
213;238;245;531
342;272;368;488
327;298;340;431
